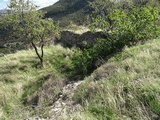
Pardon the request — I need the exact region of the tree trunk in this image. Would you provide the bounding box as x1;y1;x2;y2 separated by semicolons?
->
40;42;44;58
31;42;43;66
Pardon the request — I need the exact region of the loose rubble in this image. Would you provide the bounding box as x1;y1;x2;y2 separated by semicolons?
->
29;80;84;120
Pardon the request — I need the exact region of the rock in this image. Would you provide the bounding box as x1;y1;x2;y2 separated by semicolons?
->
55;30;105;49
49;80;84;119
28;80;84;120
0;53;4;57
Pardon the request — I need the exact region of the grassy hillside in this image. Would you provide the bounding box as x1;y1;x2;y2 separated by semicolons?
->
0;38;160;119
0;45;73;119
73;39;160;119
42;0;94;26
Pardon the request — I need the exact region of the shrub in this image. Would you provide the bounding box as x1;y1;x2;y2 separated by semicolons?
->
71;5;160;77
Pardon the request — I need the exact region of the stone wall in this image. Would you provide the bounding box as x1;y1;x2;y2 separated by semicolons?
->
0;30;105;51
3;42;24;48
55;30;105;49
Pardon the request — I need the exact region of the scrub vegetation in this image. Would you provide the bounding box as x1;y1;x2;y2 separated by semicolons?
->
0;0;160;119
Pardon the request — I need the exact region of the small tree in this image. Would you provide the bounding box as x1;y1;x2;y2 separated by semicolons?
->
2;0;59;66
89;0;160;45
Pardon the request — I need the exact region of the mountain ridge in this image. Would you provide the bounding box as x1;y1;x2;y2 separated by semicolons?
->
42;0;94;26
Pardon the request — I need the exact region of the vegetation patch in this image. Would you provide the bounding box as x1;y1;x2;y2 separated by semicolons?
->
1;0;160;119
73;39;160;119
0;45;73;119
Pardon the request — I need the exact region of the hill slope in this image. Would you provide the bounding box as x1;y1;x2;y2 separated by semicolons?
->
42;0;94;26
73;39;160;119
0;38;160;119
0;45;73;119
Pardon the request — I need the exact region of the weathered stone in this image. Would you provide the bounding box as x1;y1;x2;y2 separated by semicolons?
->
55;30;105;49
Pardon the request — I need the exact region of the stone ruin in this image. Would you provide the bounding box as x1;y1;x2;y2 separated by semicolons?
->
54;30;106;49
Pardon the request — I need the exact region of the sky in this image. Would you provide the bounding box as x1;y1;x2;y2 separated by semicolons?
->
0;0;59;10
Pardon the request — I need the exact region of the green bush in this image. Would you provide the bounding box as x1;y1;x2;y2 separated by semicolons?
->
71;5;160;77
91;6;160;45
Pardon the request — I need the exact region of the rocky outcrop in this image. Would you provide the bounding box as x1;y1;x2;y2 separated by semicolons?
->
27;80;84;120
3;41;24;48
55;30;105;49
49;80;84;119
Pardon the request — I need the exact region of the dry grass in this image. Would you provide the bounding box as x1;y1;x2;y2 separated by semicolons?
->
73;39;160;119
64;24;90;34
1;38;160;119
0;45;73;119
